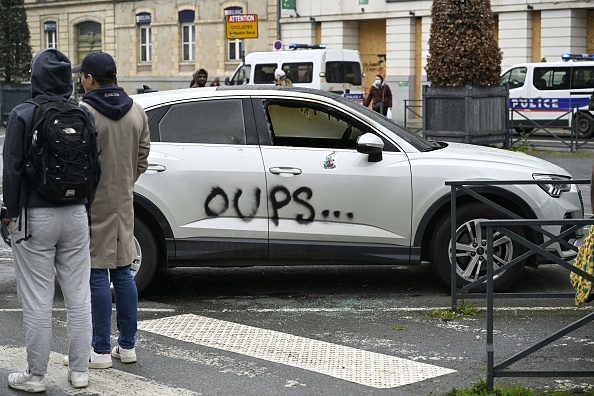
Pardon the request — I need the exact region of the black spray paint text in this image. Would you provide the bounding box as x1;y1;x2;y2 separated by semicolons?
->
204;186;354;225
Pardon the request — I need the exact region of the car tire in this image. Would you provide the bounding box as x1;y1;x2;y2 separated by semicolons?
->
429;202;526;292
133;216;159;295
574;112;594;139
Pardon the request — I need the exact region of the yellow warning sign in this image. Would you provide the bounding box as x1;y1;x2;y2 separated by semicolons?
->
226;14;259;39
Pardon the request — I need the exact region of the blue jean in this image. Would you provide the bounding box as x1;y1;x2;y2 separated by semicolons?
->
90;265;137;353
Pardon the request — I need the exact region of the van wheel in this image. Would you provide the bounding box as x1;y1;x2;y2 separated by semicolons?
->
574;112;594;139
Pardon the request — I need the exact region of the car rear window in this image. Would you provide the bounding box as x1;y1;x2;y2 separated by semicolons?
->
281;62;313;83
158;99;246;144
325;61;362;85
253;63;277;84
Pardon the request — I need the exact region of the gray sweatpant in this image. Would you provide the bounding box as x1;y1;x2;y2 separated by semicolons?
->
11;205;92;375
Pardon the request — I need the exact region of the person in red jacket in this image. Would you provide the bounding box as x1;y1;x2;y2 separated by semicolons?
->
363;74;392;116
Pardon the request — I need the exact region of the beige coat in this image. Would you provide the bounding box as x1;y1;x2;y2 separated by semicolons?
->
83;101;150;269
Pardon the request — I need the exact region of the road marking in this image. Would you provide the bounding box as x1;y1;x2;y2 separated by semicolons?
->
0;347;200;395
0;308;176;312
138;313;456;389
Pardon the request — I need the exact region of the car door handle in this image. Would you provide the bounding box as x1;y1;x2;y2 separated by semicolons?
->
269;167;302;176
147;164;166;172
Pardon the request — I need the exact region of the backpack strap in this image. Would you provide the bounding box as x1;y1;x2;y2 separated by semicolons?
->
14;99;47;243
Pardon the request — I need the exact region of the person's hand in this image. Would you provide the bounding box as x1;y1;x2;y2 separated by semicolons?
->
8;218;17;234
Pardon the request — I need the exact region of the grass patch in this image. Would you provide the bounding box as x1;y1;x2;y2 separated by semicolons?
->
444;379;594;395
389;325;405;331
430;301;482;319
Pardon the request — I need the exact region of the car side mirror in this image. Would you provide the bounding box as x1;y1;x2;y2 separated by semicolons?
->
225;77;231;86
356;133;383;162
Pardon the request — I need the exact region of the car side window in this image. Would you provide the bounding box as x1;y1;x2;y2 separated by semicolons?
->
265;103;367;150
253;63;277;84
534;67;571;90
158;99;246;144
500;67;526;89
281;62;313;83
571;67;594;89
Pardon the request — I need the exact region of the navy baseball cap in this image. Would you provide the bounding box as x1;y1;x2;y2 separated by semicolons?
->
72;51;116;78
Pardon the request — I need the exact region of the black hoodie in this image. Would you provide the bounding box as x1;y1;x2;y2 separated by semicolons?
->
2;49;97;218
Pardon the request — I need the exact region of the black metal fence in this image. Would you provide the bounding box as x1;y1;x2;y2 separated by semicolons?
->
404;93;594;152
0;83;30;126
508;102;591;152
446;179;594;390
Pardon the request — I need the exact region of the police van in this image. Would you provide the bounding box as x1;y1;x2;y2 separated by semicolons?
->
225;44;365;103
500;53;594;138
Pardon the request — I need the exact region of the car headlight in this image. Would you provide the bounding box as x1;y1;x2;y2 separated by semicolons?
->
533;174;571;198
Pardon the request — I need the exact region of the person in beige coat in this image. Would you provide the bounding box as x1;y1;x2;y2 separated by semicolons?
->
70;51;150;368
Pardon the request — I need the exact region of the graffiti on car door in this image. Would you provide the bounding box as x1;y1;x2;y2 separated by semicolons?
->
204;186;354;226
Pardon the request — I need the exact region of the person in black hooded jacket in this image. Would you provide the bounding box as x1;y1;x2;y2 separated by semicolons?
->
3;48;96;392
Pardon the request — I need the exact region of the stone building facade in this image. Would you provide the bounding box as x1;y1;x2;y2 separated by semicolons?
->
23;0;594;121
24;0;278;94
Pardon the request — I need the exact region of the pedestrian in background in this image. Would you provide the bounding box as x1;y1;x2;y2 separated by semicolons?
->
4;48;97;392
364;74;392;117
190;68;208;88
70;51;150;369
210;77;221;87
274;69;293;86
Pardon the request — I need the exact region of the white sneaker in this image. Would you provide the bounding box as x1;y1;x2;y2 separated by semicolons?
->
112;345;137;363
62;348;113;369
7;368;46;393
68;370;89;388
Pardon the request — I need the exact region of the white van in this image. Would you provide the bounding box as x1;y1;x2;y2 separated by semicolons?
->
226;44;365;103
500;54;594;138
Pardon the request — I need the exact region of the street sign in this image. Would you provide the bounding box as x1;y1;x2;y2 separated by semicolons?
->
226;14;258;39
273;40;283;51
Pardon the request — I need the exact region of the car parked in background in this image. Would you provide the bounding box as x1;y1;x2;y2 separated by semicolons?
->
123;86;583;294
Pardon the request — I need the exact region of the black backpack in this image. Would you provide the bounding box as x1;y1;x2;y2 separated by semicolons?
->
24;98;101;204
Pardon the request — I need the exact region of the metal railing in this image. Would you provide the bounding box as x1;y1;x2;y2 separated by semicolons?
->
508;102;591;152
405;95;594;150
403;99;422;133
446;179;594;390
482;218;594;390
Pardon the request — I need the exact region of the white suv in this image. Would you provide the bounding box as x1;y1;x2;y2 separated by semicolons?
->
129;86;583;294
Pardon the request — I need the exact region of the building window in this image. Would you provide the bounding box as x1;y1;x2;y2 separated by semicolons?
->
179;10;195;62
45;31;56;49
76;21;101;64
181;23;195;61
44;21;57;49
46;31;57;49
140;26;152;62
228;39;244;61
136;12;152;62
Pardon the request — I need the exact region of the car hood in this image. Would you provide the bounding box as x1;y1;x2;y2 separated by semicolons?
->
434;142;571;177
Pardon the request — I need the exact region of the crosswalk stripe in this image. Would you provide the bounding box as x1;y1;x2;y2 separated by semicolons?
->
138;313;456;389
0;347;199;395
